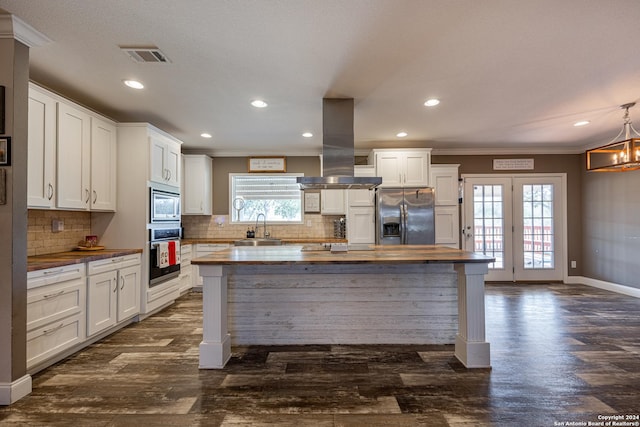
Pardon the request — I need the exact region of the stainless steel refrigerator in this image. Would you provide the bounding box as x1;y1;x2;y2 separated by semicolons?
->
376;187;435;245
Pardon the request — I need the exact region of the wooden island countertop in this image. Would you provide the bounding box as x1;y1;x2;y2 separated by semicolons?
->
191;244;494;265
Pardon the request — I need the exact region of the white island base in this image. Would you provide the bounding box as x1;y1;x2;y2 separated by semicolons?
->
197;255;491;370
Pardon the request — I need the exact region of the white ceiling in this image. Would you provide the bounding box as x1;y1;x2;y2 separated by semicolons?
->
2;0;640;156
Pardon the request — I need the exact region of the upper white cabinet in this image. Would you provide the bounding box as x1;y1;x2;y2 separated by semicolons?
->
28;83;117;211
57;102;91;210
369;149;431;187
321;190;346;215
90;117;117;211
346;166;376;244
431;164;460;206
150;134;181;188
27;86;57;208
182;154;212;215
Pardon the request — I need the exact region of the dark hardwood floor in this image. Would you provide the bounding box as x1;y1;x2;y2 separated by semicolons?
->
1;283;639;426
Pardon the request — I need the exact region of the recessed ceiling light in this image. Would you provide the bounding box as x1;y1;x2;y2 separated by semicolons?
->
201;133;212;138
424;98;440;107
302;132;313;138
574;120;590;127
123;79;144;90
396;131;408;138
251;99;268;108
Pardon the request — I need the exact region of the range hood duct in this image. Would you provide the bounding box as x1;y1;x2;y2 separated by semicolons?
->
297;98;382;190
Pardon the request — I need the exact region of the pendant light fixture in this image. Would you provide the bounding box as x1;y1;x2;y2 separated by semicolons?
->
586;103;640;172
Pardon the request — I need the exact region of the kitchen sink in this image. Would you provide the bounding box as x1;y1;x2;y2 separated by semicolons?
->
233;238;282;246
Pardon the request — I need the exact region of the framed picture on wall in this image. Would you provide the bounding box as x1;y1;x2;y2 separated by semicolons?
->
0;137;10;166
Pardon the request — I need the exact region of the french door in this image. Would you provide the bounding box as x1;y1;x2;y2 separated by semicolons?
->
462;174;565;282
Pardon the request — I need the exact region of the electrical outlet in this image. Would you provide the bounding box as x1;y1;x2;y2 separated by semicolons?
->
52;219;64;232
571;260;577;269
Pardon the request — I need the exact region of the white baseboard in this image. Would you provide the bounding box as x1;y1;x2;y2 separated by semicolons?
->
566;275;640;298
0;375;32;405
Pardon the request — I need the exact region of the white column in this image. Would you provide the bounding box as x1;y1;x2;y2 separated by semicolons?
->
454;262;491;368
198;265;231;369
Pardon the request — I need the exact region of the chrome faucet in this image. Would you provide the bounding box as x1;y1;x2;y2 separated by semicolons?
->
255;213;269;238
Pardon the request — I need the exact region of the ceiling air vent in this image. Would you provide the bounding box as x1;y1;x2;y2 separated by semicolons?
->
120;47;171;63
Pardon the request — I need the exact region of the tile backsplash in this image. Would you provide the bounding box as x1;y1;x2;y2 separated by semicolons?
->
28;210;92;256
182;214;344;240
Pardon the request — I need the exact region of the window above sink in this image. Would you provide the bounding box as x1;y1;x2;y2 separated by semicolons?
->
229;173;303;224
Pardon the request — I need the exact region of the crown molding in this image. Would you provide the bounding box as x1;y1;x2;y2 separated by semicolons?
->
0;14;51;47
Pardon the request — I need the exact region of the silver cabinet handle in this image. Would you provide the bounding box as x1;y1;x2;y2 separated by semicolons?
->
167;169;172;181
43;268;64;275
120;276;125;291
85;188;90;203
93;190;97;204
43;290;65;299
47;183;54;200
43;322;65;335
113;278;118;293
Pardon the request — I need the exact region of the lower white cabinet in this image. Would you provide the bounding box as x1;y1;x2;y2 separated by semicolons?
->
87;254;141;337
26;264;86;370
435;205;460;248
179;244;193;294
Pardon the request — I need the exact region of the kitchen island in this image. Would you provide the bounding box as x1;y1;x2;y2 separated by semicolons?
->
192;245;494;369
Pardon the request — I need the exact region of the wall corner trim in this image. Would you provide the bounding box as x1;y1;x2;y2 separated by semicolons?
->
0;375;32;405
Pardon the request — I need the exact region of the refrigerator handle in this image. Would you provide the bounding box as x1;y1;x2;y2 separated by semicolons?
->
401;203;407;244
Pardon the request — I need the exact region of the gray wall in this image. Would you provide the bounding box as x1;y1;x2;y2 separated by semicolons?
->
581;155;640;290
433;154;583;277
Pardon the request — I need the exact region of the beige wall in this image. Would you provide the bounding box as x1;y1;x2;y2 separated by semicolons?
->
211;156;319;215
432;154;583;276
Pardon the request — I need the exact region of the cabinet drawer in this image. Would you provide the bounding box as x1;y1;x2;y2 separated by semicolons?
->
27;312;85;369
27;264;85;290
87;254;141;275
27;279;85;332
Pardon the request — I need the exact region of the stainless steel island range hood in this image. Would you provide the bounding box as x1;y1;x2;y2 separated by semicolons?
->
297;98;382;190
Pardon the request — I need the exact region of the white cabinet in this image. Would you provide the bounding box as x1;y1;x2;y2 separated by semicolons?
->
150;134;181;188
57;102;91;210
26;264;86;370
346;165;376;244
28;83;117;211
27;86;57;208
321;190;346;215
87;254;141;336
182;155;212;215
431;164;460;248
178;244;193;294
369;149;431;187
346;206;376;244
90;117;117;211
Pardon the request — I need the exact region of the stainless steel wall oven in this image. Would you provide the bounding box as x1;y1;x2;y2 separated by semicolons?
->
149;226;181;287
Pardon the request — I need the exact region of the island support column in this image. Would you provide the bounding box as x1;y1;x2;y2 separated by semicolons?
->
454;263;491;368
199;265;231;369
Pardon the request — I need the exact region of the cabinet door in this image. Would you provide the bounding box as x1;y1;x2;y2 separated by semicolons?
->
321;190;346;215
27;87;57;208
57;102;91;210
87;270;118;336
348;188;375;207
375;152;403;187
117;265;140;321
403;151;430;187
347;206;375;244
90;117;117;211
431;165;459;205
434;205;460;248
182;155;212;215
165;141;181;187
149;136;168;184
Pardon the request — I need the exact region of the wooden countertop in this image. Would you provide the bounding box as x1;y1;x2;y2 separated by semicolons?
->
181;238;348;245
191;245;494;265
28;248;143;272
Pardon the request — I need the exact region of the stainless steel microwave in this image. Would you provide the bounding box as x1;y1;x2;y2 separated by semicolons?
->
150;187;180;223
